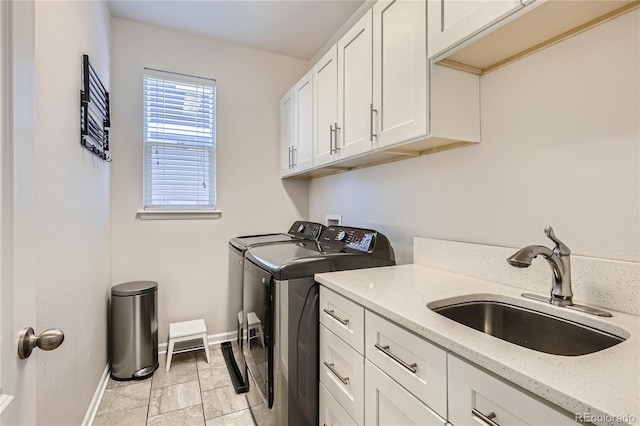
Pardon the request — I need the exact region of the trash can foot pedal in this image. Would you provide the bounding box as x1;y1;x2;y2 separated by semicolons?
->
133;364;158;378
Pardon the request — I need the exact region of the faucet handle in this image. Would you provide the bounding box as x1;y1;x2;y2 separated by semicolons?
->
545;226;570;256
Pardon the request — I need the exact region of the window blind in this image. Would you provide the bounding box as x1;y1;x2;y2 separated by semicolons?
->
143;69;216;209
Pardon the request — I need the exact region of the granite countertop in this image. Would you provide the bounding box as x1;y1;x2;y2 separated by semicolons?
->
315;264;640;426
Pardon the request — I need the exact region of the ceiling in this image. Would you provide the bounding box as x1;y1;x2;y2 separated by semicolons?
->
108;0;367;60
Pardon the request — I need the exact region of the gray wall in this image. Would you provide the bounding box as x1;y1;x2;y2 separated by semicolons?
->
309;10;640;265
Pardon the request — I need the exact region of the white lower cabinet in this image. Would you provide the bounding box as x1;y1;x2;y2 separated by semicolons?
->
319;285;584;426
319;324;365;425
320;287;365;355
448;355;579;426
365;360;446;426
320;382;357;426
365;311;447;418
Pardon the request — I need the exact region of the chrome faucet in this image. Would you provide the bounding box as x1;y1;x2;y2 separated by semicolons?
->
507;226;612;316
507;226;573;306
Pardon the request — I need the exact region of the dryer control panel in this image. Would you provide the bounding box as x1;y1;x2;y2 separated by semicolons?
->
320;226;377;252
288;221;325;239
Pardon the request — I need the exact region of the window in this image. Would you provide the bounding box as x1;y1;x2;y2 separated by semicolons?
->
143;69;216;211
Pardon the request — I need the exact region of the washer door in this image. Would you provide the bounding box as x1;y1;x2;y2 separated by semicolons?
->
243;260;273;407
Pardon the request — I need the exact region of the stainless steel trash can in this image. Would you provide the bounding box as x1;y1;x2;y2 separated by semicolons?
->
111;281;158;380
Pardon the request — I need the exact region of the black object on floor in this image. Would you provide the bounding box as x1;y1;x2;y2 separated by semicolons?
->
221;341;249;393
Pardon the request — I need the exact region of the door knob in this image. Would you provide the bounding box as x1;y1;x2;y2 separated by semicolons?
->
18;327;65;359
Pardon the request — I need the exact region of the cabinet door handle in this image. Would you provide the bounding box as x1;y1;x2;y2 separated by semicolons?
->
323;309;349;326
374;343;417;374
472;409;500;426
370;103;378;141
334;122;341;152
329;124;335;154
288;147;292;169
324;361;349;385
291;146;297;167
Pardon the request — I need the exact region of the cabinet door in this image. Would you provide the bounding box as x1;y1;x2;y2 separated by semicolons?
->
337;9;373;159
319;382;357;426
373;0;428;149
365;360;446;426
280;87;295;176
293;70;313;172
448;355;579;426
427;0;523;59
313;46;338;167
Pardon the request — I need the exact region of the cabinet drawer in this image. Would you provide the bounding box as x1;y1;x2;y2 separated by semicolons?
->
320;324;365;425
365;311;447;418
320;286;365;354
365;360;446;426
320;382;357;426
448;355;579;425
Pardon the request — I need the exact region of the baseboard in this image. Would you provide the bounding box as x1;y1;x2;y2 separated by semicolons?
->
158;330;235;354
82;362;110;426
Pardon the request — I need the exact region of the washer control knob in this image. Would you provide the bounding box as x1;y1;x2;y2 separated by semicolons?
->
337;231;347;241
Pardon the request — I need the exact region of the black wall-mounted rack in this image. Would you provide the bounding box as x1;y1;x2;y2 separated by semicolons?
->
80;54;111;161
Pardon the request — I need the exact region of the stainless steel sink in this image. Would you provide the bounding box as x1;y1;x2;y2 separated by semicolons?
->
431;300;625;356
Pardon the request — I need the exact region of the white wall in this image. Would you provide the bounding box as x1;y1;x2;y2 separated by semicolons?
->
310;10;640;265
33;1;112;424
110;18;310;343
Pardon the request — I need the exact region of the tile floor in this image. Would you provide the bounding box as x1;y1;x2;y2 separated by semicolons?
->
93;344;259;426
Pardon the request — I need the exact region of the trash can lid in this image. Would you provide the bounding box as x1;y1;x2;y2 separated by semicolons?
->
112;281;158;296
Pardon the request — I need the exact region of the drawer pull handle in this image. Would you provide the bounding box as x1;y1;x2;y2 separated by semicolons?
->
324;361;349;385
472;409;500;426
374;343;418;374
323;309;349;326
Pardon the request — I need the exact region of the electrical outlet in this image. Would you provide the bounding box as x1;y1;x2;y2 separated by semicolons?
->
325;214;342;226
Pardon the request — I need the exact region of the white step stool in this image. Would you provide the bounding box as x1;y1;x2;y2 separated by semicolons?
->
166;319;210;372
247;312;264;349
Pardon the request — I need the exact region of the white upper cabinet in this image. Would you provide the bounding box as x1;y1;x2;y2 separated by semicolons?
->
428;0;635;73
337;9;373;159
282;0;634;177
313;46;339;167
280;87;295;176
372;0;428;148
280;71;314;177
427;0;524;59
373;0;480;151
293;70;313;172
286;0;484;178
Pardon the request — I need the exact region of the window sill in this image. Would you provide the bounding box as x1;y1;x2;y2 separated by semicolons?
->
136;209;222;220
